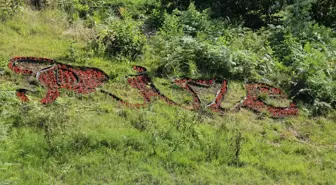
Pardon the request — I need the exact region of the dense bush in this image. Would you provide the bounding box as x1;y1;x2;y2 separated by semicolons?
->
265;1;336;114
312;0;336;28
160;0;336;29
270;35;336;113
160;0;289;29
152;29;275;81
151;5;273;80
90;18;147;60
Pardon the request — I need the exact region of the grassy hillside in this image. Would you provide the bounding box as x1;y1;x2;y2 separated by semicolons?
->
0;4;335;185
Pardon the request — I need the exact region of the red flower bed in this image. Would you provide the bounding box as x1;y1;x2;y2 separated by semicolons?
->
9;57;109;104
124;66;178;108
8;57;298;118
235;83;298;118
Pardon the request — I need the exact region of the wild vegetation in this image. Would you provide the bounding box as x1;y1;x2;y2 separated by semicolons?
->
0;0;335;184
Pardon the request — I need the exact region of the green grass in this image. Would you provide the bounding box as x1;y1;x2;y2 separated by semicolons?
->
0;9;335;185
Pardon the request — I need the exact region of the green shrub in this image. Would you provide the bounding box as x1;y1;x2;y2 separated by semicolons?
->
151;6;230;77
0;0;20;21
267;1;336;114
152;28;274;81
224;28;275;81
158;3;225;38
160;0;289;29
269;31;336;113
158;10;184;39
179;3;211;37
90;18;147;60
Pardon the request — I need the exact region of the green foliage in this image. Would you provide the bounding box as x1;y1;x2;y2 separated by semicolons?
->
179;3;211;36
151;35;233;78
0;0;20;21
55;0;159;24
161;0;289;29
160;0;334;29
90;18;147;60
266;0;336;113
225;28;275;80
151;8;274;81
312;0;336;28
158;4;225;39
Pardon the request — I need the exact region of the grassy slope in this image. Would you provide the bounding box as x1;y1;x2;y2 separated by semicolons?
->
0;9;335;185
